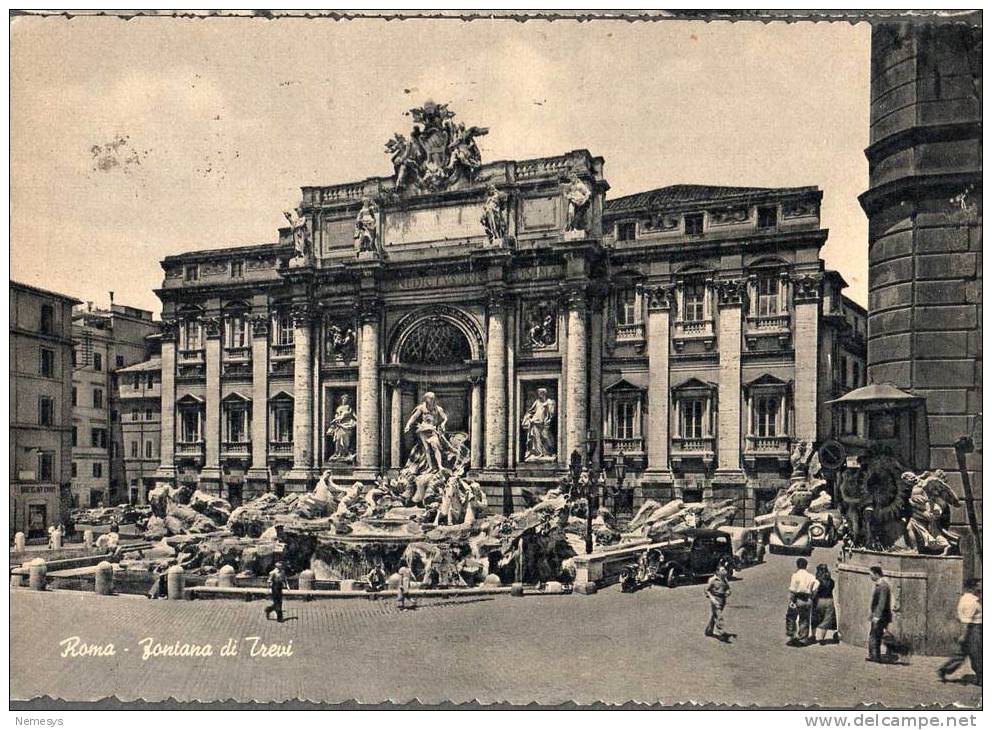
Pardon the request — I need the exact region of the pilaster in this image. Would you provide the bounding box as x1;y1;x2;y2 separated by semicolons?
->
714;279;746;484
793;273;822;445
155;320;178;483
200;315;223;488
285;304;316;488
642;284;674;483
247;313;270;489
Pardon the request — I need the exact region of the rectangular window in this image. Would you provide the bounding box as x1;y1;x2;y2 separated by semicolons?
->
38;452;54;481
92;462;102;478
617;221;636;241
91;428;107;449
145;441;153;458
71;461;77;478
226;315;248;349
616;288;638;326
757;276;779;317
133;375;140;390
131;441;139;458
272;405;293;442
71;426;77;447
615;401;637;439
754;396;779;437
93;352;103;372
852;362;861;388
225;406;249;443
684;213;704;236
40;348;55;378
681;399;704;439
231;261;244;278
39;396;54;427
72;349;77;367
40;304;54;335
276;312;294;346
116;355;125;369
110;409;117;422
132;409;140;421
180;409;201;443
840;356;848;387
71;387;77;407
146;409;153;421
182;320;203;350
757;205;778;229
146;374;155;388
93;388;103;409
185;264;199;282
683;283;706;322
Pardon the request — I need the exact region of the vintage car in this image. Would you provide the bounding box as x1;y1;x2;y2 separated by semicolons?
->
768;514;813;555
718;525;770;568
620;528;734;591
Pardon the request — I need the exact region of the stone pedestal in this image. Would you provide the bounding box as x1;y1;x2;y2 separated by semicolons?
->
836;549;964;656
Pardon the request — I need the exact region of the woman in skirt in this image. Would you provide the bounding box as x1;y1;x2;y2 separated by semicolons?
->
813;563;838;644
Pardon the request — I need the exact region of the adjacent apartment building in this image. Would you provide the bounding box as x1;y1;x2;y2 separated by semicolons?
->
71;303;160;507
10;281;80;538
116;355;162;504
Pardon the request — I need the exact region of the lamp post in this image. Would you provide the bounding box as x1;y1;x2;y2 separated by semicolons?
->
615;448;627;513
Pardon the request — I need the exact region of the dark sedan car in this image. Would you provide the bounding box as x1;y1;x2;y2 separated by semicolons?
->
621;528;735;591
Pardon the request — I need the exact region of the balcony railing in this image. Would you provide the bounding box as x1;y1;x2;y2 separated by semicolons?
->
223;361;252;378
670;435;716;467
744;434;791;468
673;319;716;351
224;346;252;361
178;349;205;363
615;322;645;344
746;314;790;332
175;441;204;457
221;441;251;458
270;343;295;360
268;441;293;456
604;436;644;455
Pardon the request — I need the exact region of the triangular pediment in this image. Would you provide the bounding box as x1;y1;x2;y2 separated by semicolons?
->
672;376;717;392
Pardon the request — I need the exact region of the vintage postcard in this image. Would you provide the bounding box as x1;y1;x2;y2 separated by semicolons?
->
8;8;983;713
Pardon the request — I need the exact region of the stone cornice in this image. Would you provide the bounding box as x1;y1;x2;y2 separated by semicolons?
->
638;283;674;312
715;279;747;308
791;274;823;304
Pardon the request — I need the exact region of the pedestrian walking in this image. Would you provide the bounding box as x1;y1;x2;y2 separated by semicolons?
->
867;565;894;663
813;563;838;644
147;563;167;600
396;566;416;611
264;561;288;622
787;557;818;646
704;562;732;642
938;579;982;685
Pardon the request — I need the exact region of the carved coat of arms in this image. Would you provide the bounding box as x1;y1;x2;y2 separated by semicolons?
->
384;100;488;193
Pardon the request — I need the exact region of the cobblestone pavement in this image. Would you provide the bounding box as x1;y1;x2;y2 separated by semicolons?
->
10;547;982;707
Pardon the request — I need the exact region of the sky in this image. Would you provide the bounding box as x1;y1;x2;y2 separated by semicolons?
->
10;16;871;314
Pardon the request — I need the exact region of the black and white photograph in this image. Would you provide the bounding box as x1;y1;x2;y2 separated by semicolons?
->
7;8;983;714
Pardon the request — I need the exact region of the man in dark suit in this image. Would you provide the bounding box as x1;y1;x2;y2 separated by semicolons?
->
867;565;893;662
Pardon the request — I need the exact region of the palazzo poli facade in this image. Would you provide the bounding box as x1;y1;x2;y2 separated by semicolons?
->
154;103;863;520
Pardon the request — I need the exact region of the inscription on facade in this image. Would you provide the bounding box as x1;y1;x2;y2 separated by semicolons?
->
521;196;559;231
383;203;486;246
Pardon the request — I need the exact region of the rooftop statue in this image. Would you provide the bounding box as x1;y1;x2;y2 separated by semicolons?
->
480;182;508;244
283;209;313;262
563;171;592;232
385;100;488;193
354;198;380;255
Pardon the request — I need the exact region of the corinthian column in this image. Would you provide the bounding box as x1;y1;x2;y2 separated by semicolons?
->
356;298;382;470
388;378;403;469
484;291;508;469
715;279;746;479
469;375;484;470
643;284;673;480
155;320;177;483
287;305;314;486
564;286;588;461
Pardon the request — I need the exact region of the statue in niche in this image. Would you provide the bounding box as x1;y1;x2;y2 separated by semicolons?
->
326;394;357;462
523;301;557;350
522;387;557;462
354;198;380;254
563;171;592;232
283;209;312;261
325;321;356;362
404;391;449;473
480;183;508;244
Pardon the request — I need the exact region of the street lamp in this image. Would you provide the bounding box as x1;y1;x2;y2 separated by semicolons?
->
615;448;627;513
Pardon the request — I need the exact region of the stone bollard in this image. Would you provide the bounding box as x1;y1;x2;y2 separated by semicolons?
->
386;573;401;590
94;561;114;596
544;581;563;594
510;582;524;597
166;565;185;600
483;574;501;588
217;565;235;588
83;530;94;548
51;529;63;550
340;579;356;592
298;569;314;593
13;532;26;552
28;558;47;591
